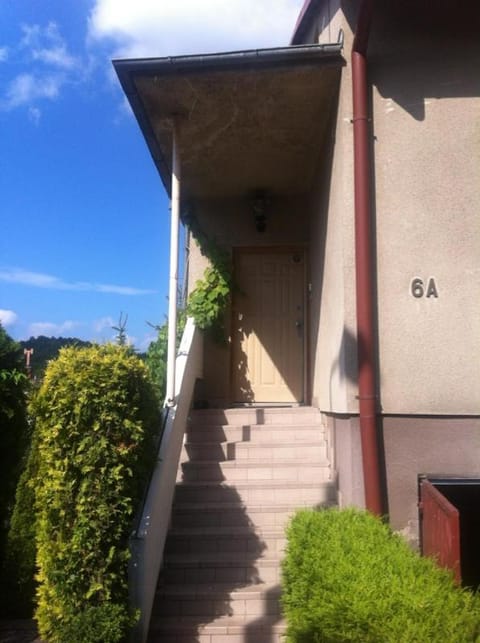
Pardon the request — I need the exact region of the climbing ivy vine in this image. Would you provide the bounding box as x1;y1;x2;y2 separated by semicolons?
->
185;212;232;341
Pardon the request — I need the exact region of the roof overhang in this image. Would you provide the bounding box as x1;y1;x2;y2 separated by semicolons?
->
114;42;344;201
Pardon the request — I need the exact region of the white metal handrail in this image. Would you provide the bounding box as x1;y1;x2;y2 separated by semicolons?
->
129;317;203;642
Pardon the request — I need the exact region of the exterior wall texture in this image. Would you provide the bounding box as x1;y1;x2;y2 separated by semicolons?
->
383;416;480;542
308;8;359;416
300;0;480;536
370;5;480;415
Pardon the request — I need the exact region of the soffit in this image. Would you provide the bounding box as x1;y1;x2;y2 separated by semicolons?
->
116;48;343;200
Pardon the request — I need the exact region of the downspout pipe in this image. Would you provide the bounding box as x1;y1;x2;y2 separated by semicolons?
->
166;119;181;406
352;0;383;515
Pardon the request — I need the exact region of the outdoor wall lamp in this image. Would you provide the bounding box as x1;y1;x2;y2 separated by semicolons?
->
251;189;269;233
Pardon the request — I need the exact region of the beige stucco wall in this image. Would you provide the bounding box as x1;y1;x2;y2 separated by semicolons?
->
308;8;359;415
369;8;480;414
383;416;480;542
307;1;480;416
299;1;480;538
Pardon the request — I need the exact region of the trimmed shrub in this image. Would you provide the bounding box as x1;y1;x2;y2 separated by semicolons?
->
282;508;480;643
32;344;159;643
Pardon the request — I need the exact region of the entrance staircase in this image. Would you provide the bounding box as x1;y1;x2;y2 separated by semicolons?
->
147;406;336;643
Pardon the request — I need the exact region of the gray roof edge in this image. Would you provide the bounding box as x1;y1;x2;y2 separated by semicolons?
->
291;0;326;45
113;41;343;94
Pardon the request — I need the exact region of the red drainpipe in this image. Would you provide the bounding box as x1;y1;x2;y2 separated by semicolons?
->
352;0;383;515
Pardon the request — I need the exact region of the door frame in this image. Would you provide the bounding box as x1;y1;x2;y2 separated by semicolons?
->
230;246;309;405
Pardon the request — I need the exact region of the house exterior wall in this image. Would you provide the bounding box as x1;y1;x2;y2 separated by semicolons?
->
183;0;480;539
308;15;358;416
299;0;480;539
370;5;480;416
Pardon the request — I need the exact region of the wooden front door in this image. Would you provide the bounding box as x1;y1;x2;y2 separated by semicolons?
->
232;248;305;403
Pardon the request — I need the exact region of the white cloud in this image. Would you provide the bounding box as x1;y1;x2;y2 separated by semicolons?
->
21;22;78;69
28;320;79;337
93;316;115;333
32;45;77;69
28;106;41;125
0;309;18;327
3;73;62;109
0;267;156;296
137;331;157;351
88;0;304;59
0;22;81;114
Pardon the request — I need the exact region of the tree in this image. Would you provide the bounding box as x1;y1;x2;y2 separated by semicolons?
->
112;313;128;347
0;324;30;614
19;336;92;380
145;310;186;403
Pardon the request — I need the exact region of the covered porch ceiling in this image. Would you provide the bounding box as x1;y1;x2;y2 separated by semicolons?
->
114;43;344;201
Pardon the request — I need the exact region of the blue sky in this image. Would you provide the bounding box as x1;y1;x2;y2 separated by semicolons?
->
0;0;304;350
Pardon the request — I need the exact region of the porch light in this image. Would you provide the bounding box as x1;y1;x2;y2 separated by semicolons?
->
251;190;269;233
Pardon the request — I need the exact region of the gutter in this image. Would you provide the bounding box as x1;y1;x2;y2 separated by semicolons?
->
114;42;343;93
352;0;383;515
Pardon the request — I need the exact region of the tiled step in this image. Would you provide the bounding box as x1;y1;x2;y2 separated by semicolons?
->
190;407;321;426
164;526;286;556
171;502;316;529
162;551;282;584
147;406;336;642
182;440;327;461
178;459;331;483
186;423;324;444
148;615;287;643
174;479;336;505
153;581;282;618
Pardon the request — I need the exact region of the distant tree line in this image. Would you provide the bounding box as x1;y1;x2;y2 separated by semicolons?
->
19;336;92;379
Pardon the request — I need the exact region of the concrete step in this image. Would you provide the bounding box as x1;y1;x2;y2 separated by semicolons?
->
148;615;287;643
178;459;331;483
162;552;282;584
186;423;325;444
174;479;336;505
164;526;286;556
153;582;282;618
190;406;322;426
182;440;327;462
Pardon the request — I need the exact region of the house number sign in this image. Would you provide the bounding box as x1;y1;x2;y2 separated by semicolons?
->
411;277;438;299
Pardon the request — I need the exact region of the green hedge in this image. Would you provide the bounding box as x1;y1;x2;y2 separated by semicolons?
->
32;344;159;643
0;325;29;543
0;324;30;616
282;508;480;643
2;431;39;617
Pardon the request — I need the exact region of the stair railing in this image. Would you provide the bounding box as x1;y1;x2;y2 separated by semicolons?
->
129;317;203;642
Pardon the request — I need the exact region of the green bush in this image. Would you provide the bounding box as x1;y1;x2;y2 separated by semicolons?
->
3;430;40;617
54;603;131;643
0;324;30;615
146;310;186;402
0;325;29;540
32;344;159;643
282;508;480;643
